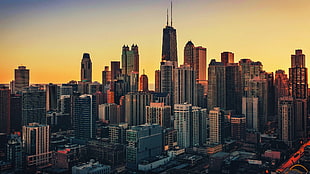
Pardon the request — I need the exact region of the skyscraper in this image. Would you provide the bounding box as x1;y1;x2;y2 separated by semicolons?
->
207;59;226;110
209;107;224;144
81;53;92;82
98;103;120;124
278;96;294;146
183;41;207;81
242;97;259;131
146;102;171;128
46;83;58;111
221;52;234;65
102;66;111;86
275;70;289;116
22;87;46;126
162;5;178;67
22;123;52;168
160;61;174;105
73;94;97;140
289;49;308;139
155;70;161;92
111;61;121;80
122;44;139;75
10;94;22;132
0;87;10;134
174;64;197;105
14;66;29;93
125;92;153;126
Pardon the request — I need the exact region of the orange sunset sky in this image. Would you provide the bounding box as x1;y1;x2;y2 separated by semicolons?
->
1;0;310;89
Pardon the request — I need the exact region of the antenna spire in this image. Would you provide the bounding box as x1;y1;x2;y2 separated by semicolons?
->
166;8;169;26
170;1;173;26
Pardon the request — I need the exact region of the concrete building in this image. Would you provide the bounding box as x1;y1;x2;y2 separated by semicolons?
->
146;102;171;128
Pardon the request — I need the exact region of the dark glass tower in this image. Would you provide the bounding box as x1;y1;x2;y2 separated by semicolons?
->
162;6;178;67
80;53;92;82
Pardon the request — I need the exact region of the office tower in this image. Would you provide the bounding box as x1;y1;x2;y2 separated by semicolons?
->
111;61;121;80
10;94;22;132
221;52;234;65
160;61;174;105
122;44;139;75
60;85;73;96
239;59;262;97
209;107;224;144
242;97;259;131
59;95;71;114
278;96;294;146
108;123;128;144
126;124;163;169
225;62;242;114
125;92;153;126
14;66;29;93
230;115;246;141
81;53;92;82
275;70;289;116
183;41;207;81
73;94;96;140
163;128;178;151
98;103;120;124
146;102;171;128
265;72;275;121
248;77;268;132
110;74;130;104
162;6;178;67
0;87;10;134
46;83;58;111
155;70;161;92
174;103;207;148
22;123;51;168
22;87;46;126
102;66;111;86
6;134;22;170
174;64;197;105
139;72;149;92
289;49;308;138
130;71;139;92
207;59;226;110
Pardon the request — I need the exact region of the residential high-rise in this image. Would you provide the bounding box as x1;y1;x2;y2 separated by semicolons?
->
209;107;224;144
289;49;308;139
126;124;163;170
225;62;242;114
139;72;149;92
207;59;226;110
111;61;121;80
183;41;207;81
125;92;153;126
162;6;178;67
81;53;92;82
102;66;111;86
239;59;262;97
122;44;139;75
146;102;171;128
0;87;10;134
22;87;46;126
22;123;52;168
73;94;96;140
174;64;197;105
278;96;294;146
46;83;58;111
174;103;207;148
14;66;29;93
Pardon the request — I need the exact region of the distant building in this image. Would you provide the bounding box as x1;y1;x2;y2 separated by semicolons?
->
72;160;111;174
209;107;224;144
230;115;246;141
102;66;111;86
10;94;22;132
0;87;10;134
130;71;139;92
126;124;163;170
46;83;58;111
122;44;139;75
98;103;120;124
22;123;52;168
162;16;178;67
139;73;149;92
278;96;294;146
111;61;121;81
81;53;92;83
242;97;259;131
14;66;29;93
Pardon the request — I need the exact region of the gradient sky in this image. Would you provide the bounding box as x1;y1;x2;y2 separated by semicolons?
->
1;0;310;88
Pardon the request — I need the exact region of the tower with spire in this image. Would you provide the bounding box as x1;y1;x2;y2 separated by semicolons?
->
161;1;178;67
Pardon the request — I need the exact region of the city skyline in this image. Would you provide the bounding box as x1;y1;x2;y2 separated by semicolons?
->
1;0;310;88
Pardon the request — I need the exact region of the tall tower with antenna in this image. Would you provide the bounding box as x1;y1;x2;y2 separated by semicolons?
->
161;1;178;67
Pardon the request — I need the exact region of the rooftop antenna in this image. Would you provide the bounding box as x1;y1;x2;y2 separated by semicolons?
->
171;1;173;26
143;69;145;75
166;8;169;26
